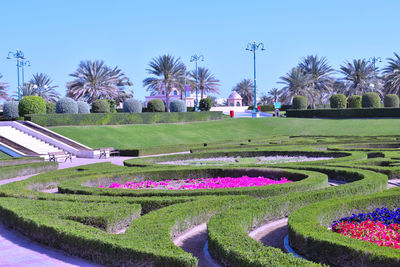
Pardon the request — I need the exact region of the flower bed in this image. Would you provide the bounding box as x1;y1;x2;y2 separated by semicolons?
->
101;176;291;190
332;207;400;249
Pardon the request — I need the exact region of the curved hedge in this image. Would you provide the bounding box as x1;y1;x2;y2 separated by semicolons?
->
288;188;400;266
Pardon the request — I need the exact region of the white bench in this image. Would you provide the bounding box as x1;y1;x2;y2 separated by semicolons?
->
48;151;72;162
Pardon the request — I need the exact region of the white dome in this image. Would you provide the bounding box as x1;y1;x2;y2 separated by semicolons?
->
228;91;242;99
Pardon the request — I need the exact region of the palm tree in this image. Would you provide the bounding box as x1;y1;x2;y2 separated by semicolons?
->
383;52;400;95
66;60;132;104
0;74;8;101
143;55;186;112
28;73;60;102
268;88;281;103
339;59;382;96
232;79;254;106
257;93;271;105
298;55;334;103
279;67;313;104
189;67;220;99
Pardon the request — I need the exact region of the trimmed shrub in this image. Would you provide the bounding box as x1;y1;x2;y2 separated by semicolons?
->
362;92;380;108
292;96;308;110
169;100;186;112
329;94;347;109
18;96;46;117
247;105;275;112
46;102;56;114
199;97;212;111
123;99;142;113
56;97;78;114
92;99;110;113
77;101;90;114
3;101;19;119
348;95;362;108
147;99;165;112
384;94;399;108
286;108;400;118
107;99;116;113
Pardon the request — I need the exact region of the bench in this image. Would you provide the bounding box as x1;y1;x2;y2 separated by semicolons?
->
48;151;72;162
99;147;120;159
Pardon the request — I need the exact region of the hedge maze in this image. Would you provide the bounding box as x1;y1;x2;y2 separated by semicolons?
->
0;135;400;266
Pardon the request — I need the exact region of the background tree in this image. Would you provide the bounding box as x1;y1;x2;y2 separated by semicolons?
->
189;67;220;99
383;52;400;95
66;60;132;104
0;73;8;101
339;59;382;96
257;93;270;105
232;79;254;106
143;55;186;112
268;88;282;103
28;73;60;102
279;67;313;104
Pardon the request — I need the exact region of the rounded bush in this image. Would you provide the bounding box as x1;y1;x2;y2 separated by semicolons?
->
348;95;362;108
329;94;347;109
199;97;212;111
18;96;46;117
3;101;19;119
77;101;90;114
384;94;399;108
362;92;381;108
46;102;56;114
56;97;78;114
170;100;186;112
123;99;142;113
147;99;165;112
292;96;308;110
92;99;110;113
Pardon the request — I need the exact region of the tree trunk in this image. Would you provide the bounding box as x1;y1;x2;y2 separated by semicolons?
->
166;90;170;112
201;89;204;99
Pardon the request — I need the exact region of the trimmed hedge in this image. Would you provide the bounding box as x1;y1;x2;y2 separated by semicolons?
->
286;108;400;118
199;97;212;111
18;96;46;117
92;99;110;113
292;96;308;110
362;92;381;108
77;101;90;114
330;94;346;108
348;95;362;108
56;97;78;114
123;99;142;113
288;189;400;266
3;101;19;119
248;105;275;112
170;100;186;112
147;99;165;112
24;111;223;126
46;102;56;114
384;94;399;108
0;161;58;180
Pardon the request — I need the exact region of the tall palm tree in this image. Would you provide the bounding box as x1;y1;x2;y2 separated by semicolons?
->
143;55;186;112
298;55;334;103
189;67;220;99
279;67;313;104
0;74;8;101
383;52;400;95
257;93;271;105
28;73;60;102
268;88;281;103
339;59;381;96
232;79;254;106
66;60;132;104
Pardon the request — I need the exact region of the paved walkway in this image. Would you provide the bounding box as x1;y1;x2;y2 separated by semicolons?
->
0;152;189;266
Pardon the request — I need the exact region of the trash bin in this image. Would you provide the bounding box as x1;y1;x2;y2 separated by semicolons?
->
230;110;234;117
258;106;261;112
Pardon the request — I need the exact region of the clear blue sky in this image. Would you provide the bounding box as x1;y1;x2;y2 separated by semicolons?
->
0;0;399;101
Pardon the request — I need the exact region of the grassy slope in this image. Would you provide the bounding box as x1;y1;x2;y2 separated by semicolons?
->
0;151;11;159
50;117;400;149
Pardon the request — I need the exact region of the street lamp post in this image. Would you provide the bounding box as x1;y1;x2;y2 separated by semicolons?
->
190;54;204;111
368;56;382;71
246;41;265;117
7;50;30;101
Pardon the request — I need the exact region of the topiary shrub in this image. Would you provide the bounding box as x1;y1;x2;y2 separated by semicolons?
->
362;92;381;108
147;99;165;112
18;96;46;117
348;95;362;108
329;94;347;108
77;101;90;114
292;96;308;110
199;97;212;111
107;99;116;113
3;101;19;119
170;100;186;112
123;99;142;113
56;97;78;114
92;99;110;113
384;94;399;108
46;102;56;114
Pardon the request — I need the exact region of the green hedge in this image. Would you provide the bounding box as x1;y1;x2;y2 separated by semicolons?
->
286;108;400;118
362;92;381;108
384;94;399;108
292;96;308;110
0;161;58;180
348;95;362;108
248;105;275;112
330;94;347;109
288;188;400;266
24;112;223;126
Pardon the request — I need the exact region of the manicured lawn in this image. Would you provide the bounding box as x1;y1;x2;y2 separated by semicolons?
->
50;117;400;149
